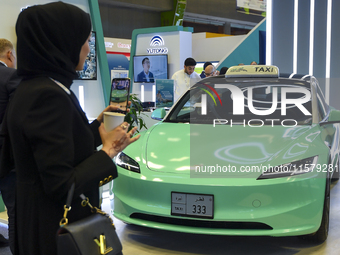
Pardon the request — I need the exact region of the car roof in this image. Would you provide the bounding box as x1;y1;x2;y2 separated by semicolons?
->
197;76;310;89
197;65;313;88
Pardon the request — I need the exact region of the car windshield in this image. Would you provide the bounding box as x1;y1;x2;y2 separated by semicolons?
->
165;78;313;126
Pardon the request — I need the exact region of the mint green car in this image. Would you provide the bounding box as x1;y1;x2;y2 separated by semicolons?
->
113;66;340;243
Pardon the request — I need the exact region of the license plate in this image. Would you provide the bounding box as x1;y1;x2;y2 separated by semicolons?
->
171;192;214;219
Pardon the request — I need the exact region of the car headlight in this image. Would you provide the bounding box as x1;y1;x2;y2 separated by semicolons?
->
115;152;140;173
257;156;318;180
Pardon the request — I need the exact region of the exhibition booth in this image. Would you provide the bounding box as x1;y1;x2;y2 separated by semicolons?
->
103;24;266;130
126;19;265;107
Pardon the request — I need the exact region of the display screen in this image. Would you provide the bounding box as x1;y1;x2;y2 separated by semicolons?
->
110;78;130;113
76;31;97;80
133;55;168;83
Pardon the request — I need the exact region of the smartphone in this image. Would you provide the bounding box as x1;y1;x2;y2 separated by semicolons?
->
110;78;130;114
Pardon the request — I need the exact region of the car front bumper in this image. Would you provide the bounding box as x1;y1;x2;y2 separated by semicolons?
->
113;169;326;237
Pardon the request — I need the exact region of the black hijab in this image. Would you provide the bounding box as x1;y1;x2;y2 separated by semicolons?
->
15;1;92;88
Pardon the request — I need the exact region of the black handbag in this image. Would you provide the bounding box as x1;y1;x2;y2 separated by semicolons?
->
57;183;123;255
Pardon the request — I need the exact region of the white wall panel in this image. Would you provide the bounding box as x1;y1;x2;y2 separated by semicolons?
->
296;0;310;75
271;0;340;109
271;0;295;73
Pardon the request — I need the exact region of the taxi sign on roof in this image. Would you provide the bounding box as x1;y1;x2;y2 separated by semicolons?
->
225;65;279;78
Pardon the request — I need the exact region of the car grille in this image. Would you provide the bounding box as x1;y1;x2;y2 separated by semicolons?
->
130;213;273;230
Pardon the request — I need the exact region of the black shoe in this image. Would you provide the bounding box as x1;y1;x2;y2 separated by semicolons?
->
0;234;9;246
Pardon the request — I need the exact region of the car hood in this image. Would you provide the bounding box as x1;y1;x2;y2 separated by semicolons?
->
144;122;324;176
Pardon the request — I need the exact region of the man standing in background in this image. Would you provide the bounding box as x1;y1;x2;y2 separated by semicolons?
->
172;57;201;102
200;61;212;78
204;64;218;77
0;38;21;253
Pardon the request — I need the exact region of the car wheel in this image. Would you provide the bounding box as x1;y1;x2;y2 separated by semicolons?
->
304;177;330;243
331;155;339;182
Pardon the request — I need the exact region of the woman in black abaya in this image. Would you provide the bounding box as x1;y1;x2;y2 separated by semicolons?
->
2;2;139;254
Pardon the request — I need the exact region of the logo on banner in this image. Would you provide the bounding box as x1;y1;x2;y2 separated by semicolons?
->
117;42;131;49
150;35;164;46
105;42;114;48
147;35;168;54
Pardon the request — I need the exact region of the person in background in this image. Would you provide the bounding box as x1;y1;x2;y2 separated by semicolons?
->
250;61;258;65
0;2;139;254
172;57;201;102
137;57;154;83
219;66;229;75
204;64;218;77
0;38;21;253
200;61;212;78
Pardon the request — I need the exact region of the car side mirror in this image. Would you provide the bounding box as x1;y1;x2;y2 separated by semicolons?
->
328;110;340;122
320;109;340;126
151;108;166;121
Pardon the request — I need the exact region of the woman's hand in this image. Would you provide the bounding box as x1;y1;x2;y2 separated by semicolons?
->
96;102;132;123
99;121;140;159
